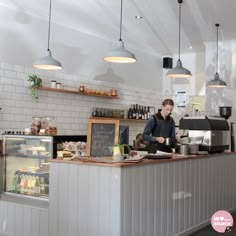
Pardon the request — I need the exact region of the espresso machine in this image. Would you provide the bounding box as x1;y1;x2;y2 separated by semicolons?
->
179;115;230;153
219;106;235;152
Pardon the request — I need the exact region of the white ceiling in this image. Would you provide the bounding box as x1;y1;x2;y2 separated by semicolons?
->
1;0;236;58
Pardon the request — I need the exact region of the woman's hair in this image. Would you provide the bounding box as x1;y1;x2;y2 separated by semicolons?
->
136;133;143;140
162;99;174;106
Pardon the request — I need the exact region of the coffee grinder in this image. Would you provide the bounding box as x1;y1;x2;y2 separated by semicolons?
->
219;106;235;152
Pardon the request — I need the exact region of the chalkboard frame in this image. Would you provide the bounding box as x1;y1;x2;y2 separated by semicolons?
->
87;118;120;157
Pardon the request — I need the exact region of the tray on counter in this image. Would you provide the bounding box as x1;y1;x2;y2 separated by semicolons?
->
143;154;172;159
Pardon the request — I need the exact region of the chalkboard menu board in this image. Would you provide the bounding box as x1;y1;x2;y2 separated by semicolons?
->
87;119;119;157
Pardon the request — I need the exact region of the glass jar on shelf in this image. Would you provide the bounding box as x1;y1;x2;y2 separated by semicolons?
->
79;85;85;93
42;117;57;135
111;89;118;96
31;117;42;134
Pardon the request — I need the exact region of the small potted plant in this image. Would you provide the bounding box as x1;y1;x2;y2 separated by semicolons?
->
28;74;42;101
112;136;130;162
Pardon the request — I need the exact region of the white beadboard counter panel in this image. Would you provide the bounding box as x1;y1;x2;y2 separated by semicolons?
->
48;153;236;236
0;200;48;236
49;163;121;236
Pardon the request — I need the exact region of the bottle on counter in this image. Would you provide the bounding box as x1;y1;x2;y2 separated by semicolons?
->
40;177;45;195
128;105;132;119
20;175;24;193
138;105;142;119
131;104;135;119
135;104;139;119
92;107;97;117
12;174;18;193
127;104;151;120
144;106;147;120
132;104;136;119
147;106;151;120
27;175;34;195
34;176;40;197
141;106;145;120
24;175;29;194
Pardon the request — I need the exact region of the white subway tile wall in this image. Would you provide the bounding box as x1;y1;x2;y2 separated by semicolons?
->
0;62;165;144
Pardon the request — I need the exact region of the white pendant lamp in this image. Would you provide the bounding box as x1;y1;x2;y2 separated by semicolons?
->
33;0;62;70
103;0;136;63
166;0;192;78
207;24;227;88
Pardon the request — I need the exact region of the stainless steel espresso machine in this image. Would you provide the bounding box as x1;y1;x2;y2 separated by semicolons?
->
179;116;230;153
219;106;235;152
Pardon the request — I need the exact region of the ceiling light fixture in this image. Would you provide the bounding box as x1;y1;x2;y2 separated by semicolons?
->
103;0;136;63
33;0;62;70
166;0;191;78
207;24;227;88
135;15;143;19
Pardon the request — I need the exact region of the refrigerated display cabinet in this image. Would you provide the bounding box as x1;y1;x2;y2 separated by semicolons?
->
1;135;53;199
0;134;87;199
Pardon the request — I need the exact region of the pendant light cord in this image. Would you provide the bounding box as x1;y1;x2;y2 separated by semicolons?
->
119;0;123;41
216;24;219;73
47;0;52;50
178;0;182;60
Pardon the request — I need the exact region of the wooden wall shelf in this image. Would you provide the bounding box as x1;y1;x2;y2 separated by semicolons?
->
89;117;147;122
38;87;119;99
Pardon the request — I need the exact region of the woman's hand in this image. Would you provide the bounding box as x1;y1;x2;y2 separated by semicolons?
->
155;137;165;143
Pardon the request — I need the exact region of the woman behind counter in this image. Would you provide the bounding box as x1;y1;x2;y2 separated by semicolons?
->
142;99;176;153
134;133;149;150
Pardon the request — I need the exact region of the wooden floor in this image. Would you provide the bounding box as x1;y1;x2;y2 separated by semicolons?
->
190;212;236;235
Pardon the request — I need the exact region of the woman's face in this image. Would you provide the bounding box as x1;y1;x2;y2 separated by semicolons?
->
161;104;174;117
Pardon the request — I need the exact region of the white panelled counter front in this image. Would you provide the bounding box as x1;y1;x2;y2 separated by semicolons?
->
48;152;236;236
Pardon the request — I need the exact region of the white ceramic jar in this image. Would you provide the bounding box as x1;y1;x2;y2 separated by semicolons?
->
51;80;56;88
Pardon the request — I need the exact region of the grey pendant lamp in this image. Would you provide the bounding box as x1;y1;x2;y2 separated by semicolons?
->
33;0;62;70
207;24;227;88
166;0;192;78
103;0;136;63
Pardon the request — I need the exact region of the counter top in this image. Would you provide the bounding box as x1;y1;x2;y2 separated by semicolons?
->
49;151;236;167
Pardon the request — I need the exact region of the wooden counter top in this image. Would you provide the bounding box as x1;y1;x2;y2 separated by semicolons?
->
49;151;236;168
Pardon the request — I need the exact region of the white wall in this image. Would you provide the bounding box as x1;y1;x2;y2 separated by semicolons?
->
163;45;236;125
205;40;236;121
0;62;163;144
163;52;206;97
162;52;206;122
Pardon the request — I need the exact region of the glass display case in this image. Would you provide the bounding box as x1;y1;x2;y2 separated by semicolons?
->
2;135;53;199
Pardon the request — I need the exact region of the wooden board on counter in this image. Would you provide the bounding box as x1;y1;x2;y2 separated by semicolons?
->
86;118;120;157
